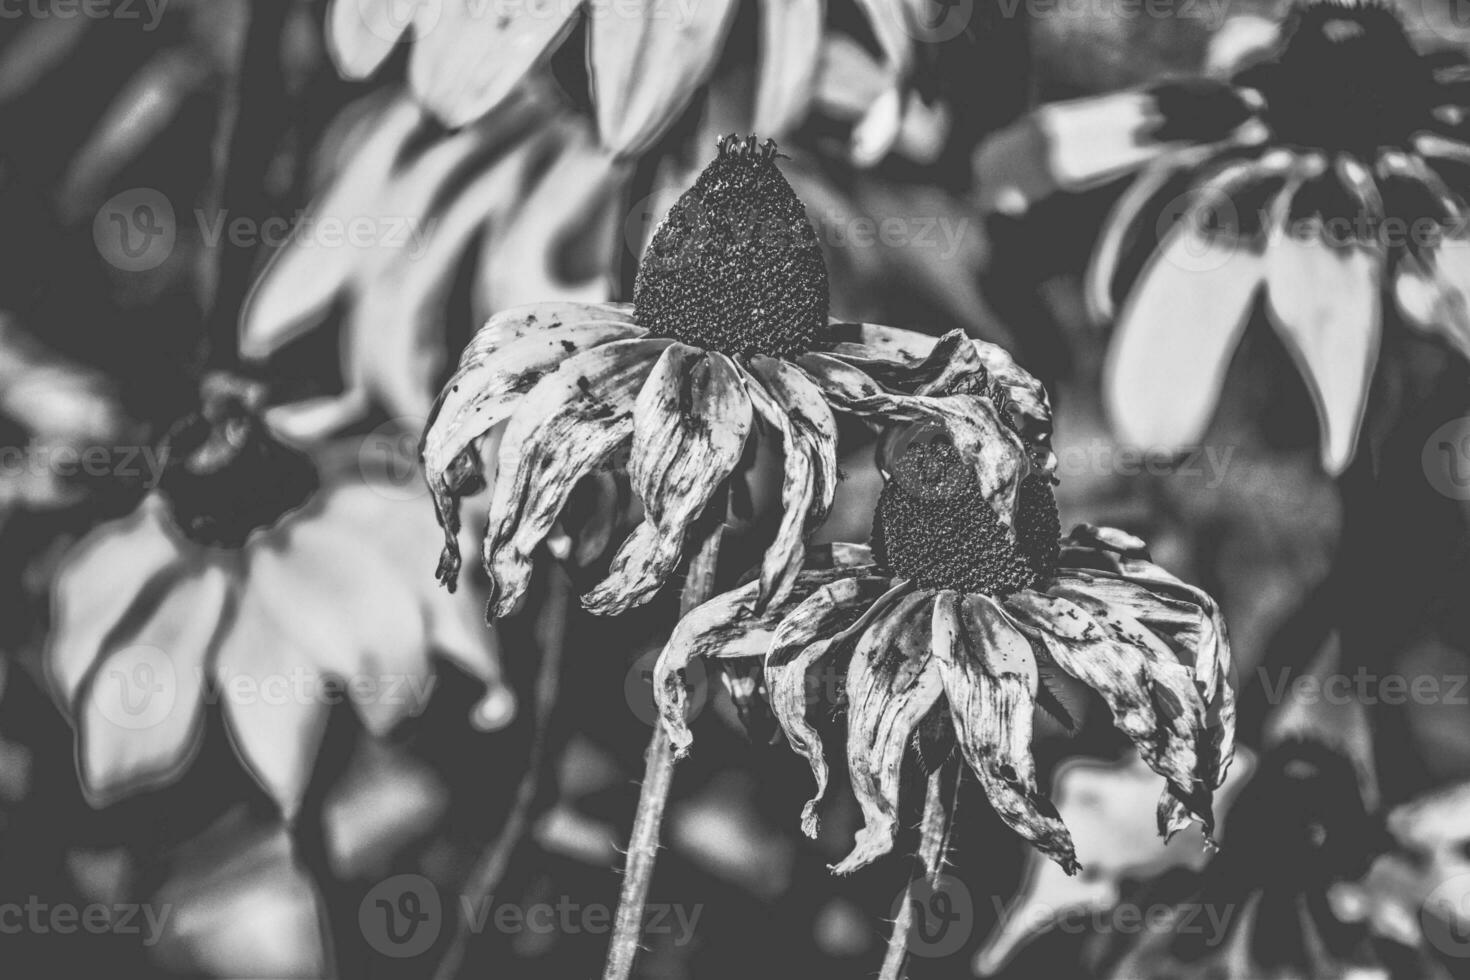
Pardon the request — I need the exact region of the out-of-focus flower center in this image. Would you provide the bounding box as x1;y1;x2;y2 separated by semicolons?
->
634;135;828;360
157;377;318;548
872;442;1059;597
1254;0;1436;153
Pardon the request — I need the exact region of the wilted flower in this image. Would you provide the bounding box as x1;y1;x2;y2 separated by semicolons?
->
327;0;928;162
422;135;1051;620
47;379;510;816
977;0;1470;472
650;429;1234;875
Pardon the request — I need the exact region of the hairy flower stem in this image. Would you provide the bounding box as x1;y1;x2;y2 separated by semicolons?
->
603;488;727;980
880;767;957;980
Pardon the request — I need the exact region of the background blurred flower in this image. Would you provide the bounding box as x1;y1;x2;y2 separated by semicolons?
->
325;0;929;163
978;0;1470;473
46;383;511;817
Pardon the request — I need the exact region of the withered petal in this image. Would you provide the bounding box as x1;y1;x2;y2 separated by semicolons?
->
797;353;1030;527
766;576;904;837
834;590;941;875
583;346;752;615
745;356;840;609
482;338;668;617
933;592;1079;873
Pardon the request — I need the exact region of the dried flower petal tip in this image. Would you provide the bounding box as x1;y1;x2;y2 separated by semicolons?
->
634;134;828;360
873;442;1059;597
1264;0;1432;153
158;376;319;548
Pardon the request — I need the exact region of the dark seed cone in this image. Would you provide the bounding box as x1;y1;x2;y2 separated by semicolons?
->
157;379;318;548
873;442;1060;597
634;135;828;360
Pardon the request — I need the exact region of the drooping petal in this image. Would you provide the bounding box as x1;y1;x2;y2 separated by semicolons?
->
1044;584;1212;828
588;0;740;156
817;320;940;360
744;357;840;609
326;0;412;78
409;0;582;127
1264;167;1384;475
583;347;753;616
932;592;1079;873
753;0;824;137
1381;151;1470;362
767;577;905;836
798;353;1030;527
652;566;871;752
834;590;941;875
483;339;670;617
1105;154;1294;456
1003;592;1173;798
421;305;642;579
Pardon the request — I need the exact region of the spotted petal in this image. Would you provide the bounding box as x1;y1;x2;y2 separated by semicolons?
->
744;357;839;609
798;353;1029;527
583;346;752;615
421;303;641;583
767;576;904;836
932;592;1079;873
484;339;670;618
834;590;941;874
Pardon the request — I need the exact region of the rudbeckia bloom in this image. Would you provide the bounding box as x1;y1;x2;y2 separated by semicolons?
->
422;135;1052;619
47;381;510;816
328;0;926;161
650;435;1235;874
977;0;1470;473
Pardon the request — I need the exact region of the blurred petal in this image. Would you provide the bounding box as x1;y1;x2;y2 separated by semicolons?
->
584;347;752;615
1264;176;1383;475
48;496;186;698
1086;142;1235;323
754;0;824;137
326;0;412;78
798;353;1030;527
75;562;231;805
215;580;331;822
834;590;940;874
933;592;1079;873
409;0;581;127
589;0;740;156
484;339;668;616
745;357;839;609
239;94;428;360
1105;158;1281;456
766;576;899;835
